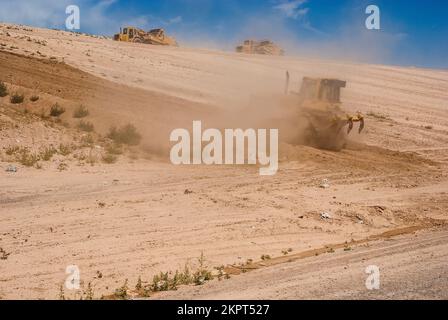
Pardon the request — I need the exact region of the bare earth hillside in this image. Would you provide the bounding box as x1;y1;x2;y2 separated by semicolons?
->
0;24;447;300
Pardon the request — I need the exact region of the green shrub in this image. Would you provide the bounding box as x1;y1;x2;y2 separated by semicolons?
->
18;150;39;167
73;105;89;118
50;103;65;117
40;146;57;161
0;81;7;97
10;93;24;104
77;120;94;132
113;280;128;300
5;145;20;156
108;124;141;146
58;144;72;156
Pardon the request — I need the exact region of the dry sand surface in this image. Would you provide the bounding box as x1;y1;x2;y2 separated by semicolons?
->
0;24;447;299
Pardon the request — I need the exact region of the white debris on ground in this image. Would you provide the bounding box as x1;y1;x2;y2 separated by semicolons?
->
320;212;332;220
319;179;330;189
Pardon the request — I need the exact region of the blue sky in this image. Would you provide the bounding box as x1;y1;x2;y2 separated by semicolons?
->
0;0;447;69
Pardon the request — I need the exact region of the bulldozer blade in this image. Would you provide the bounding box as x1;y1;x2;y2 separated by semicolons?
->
359;118;365;134
347;120;354;134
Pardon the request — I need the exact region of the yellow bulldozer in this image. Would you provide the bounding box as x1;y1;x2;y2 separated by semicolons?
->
113;27;178;46
236;40;284;56
289;76;365;151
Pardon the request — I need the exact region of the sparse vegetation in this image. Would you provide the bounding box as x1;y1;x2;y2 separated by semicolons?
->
261;254;271;261
108;124;141;146
40;146;57;161
58;285;65;300
30;95;39;102
58;144;72;156
10;93;25;104
80;134;95;147
112;253;216;299
57;162;68;171
113;279;129;300
50;103;66;117
77;120;94;132
16;148;40;167
0;81;8;97
193;252;213;285
73;105;89;118
5;145;20;156
135;276;143;292
84;282;94;300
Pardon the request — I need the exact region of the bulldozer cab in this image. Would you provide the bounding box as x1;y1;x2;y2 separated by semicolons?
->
115;26;138;42
299;78;346;104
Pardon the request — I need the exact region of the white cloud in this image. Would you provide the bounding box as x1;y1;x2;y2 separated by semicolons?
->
0;0;180;35
0;0;73;28
167;16;183;25
273;0;309;19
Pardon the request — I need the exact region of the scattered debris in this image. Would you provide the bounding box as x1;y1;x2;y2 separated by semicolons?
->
319;179;330;189
0;247;11;260
97;202;106;208
321;212;332;220
5;165;17;172
371;205;386;213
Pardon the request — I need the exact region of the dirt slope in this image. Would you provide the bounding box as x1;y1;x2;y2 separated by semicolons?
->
0;24;447;299
154;227;448;300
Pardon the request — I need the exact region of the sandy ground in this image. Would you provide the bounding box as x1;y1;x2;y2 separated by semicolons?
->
0;24;447;300
154;227;448;300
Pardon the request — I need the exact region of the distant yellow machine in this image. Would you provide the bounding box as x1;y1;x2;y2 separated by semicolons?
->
291;77;365;151
114;27;178;46
236;40;284;56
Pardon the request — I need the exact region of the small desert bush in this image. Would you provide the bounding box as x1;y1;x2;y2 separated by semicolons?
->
108;124;141;146
113;279;129;300
0;81;7;97
18;149;39;167
73;105;89;118
40;146;57;161
192;252;213;285
10;93;24;104
58;144;72;156
84;283;94;300
80;134;94;147
5;145;20;156
129;253;215;298
50;103;65;117
77;120;94;132
30;95;39;102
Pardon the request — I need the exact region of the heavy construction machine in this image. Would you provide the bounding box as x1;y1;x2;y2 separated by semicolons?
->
236;40;284;56
114;27;178;46
289;76;365;151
